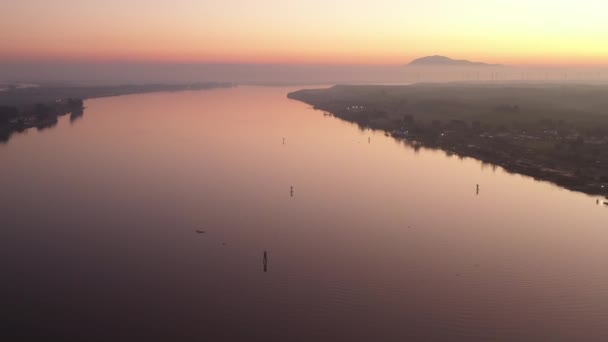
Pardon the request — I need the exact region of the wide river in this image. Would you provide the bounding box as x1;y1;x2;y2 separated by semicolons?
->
2;86;608;341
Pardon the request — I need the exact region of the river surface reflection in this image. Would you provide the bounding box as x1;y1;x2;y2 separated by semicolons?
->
2;86;607;341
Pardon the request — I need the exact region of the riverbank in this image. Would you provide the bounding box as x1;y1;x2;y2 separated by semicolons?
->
0;82;234;143
288;84;608;197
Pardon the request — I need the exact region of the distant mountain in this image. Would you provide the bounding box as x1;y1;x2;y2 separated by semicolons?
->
407;55;501;67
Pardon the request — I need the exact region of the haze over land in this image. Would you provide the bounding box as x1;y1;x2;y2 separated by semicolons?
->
2;62;608;86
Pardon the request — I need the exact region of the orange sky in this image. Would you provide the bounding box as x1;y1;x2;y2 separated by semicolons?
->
2;0;608;66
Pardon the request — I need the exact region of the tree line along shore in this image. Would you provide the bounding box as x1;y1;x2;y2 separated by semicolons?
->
0;82;234;143
288;83;608;197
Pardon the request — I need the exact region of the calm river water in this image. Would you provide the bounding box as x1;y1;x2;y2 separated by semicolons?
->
2;86;608;341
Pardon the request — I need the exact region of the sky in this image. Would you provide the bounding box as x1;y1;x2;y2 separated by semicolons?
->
2;0;608;66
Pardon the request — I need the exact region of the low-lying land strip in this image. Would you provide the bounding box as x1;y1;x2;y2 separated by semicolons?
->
0;82;234;143
288;83;608;196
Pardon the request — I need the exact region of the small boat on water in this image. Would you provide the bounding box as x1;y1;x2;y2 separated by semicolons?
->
195;230;206;234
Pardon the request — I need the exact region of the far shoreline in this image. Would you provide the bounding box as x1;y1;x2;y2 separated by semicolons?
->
0;82;235;143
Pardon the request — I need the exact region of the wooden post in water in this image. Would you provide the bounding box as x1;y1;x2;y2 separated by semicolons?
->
263;251;268;272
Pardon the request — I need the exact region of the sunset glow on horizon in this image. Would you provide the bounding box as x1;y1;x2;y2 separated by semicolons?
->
2;0;608;66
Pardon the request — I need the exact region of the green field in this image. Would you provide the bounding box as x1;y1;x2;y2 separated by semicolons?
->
289;83;608;130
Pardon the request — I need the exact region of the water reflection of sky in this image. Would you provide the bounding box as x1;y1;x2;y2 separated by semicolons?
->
1;86;607;341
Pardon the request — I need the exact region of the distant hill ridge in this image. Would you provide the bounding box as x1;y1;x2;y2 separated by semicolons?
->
408;55;502;67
